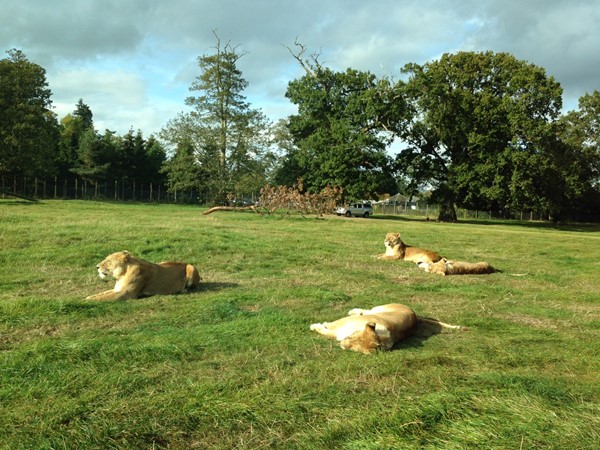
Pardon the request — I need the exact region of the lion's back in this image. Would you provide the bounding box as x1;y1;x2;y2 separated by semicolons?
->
403;246;441;263
137;261;189;294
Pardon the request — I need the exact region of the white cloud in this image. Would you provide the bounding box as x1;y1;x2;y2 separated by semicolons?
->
3;0;599;135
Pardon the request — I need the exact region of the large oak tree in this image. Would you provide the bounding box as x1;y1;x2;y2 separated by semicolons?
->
395;51;564;220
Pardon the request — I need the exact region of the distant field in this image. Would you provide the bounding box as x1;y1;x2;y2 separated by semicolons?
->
1;199;599;449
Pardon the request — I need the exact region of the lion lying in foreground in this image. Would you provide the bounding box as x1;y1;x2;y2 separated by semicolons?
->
310;303;465;354
377;232;442;264
85;251;201;301
418;258;496;276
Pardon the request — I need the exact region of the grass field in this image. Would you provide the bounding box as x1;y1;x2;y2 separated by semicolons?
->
1;199;599;449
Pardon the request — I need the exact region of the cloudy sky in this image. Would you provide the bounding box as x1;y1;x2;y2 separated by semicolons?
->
2;0;599;136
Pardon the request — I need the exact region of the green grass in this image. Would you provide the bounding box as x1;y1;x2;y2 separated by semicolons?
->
1;199;599;449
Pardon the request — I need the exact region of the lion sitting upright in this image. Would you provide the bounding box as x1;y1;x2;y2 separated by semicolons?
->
310;303;465;354
86;251;201;301
377;232;442;264
418;258;496;276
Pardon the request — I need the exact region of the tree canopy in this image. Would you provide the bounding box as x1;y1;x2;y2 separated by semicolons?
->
282;45;398;200
0;49;58;177
161;33;272;204
395;51;565;220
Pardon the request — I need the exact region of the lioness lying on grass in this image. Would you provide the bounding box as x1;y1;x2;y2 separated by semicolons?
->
86;251;201;301
377;232;442;264
418;258;496;276
310;303;465;354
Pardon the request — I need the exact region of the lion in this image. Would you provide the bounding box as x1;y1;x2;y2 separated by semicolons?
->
377;232;442;264
418;258;496;276
85;251;201;301
310;303;465;354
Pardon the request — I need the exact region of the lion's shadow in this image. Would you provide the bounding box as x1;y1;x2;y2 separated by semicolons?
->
196;282;240;292
392;320;455;351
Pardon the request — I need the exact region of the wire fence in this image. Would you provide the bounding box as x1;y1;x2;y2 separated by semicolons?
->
1;175;553;221
373;203;549;221
0;176;199;203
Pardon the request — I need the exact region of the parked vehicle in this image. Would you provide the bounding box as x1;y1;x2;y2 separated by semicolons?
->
336;202;373;218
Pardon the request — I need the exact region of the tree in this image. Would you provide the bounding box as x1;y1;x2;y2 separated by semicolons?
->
284;44;398;200
143;135;167;186
57;99;94;178
556;91;600;220
71;128;110;183
560;91;600;185
161;140;205;196
0;49;58;177
270;118;304;186
396;51;564;220
73;98;93;129
162;32;271;204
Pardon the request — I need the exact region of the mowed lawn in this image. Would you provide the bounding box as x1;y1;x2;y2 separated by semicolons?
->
1;200;599;449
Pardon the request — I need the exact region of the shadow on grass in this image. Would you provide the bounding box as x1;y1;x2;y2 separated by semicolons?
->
0;199;41;206
393;320;462;351
197;282;240;292
371;214;600;233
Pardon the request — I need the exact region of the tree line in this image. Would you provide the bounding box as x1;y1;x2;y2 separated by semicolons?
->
1;39;599;221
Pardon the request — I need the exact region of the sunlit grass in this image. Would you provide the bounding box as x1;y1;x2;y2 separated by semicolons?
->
1;199;599;449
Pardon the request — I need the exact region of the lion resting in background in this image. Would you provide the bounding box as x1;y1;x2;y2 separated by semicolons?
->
85;251;201;301
377;232;442;264
310;303;465;354
418;258;496;276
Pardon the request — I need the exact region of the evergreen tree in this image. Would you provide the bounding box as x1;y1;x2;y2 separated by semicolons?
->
57;100;94;178
71;128;110;183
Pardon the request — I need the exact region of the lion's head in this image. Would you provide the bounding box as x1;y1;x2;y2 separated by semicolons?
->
96;250;131;280
384;232;402;249
418;258;448;275
339;323;382;354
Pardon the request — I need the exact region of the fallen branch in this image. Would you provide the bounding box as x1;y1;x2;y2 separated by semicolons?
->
202;205;257;215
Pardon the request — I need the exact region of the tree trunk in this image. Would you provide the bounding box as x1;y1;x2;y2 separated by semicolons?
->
437;200;457;222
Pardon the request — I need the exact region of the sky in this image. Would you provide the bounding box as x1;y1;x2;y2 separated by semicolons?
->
2;0;599;137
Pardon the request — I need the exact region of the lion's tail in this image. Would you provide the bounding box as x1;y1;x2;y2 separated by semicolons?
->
417;317;468;331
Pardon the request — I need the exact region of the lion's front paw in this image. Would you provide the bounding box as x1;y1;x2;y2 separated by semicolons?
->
310;323;322;331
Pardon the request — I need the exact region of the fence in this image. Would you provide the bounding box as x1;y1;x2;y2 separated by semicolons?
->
0;176;198;204
373;203;549;221
1;176;554;221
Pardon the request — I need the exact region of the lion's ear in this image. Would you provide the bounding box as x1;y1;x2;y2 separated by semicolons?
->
119;251;131;262
365;322;377;331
